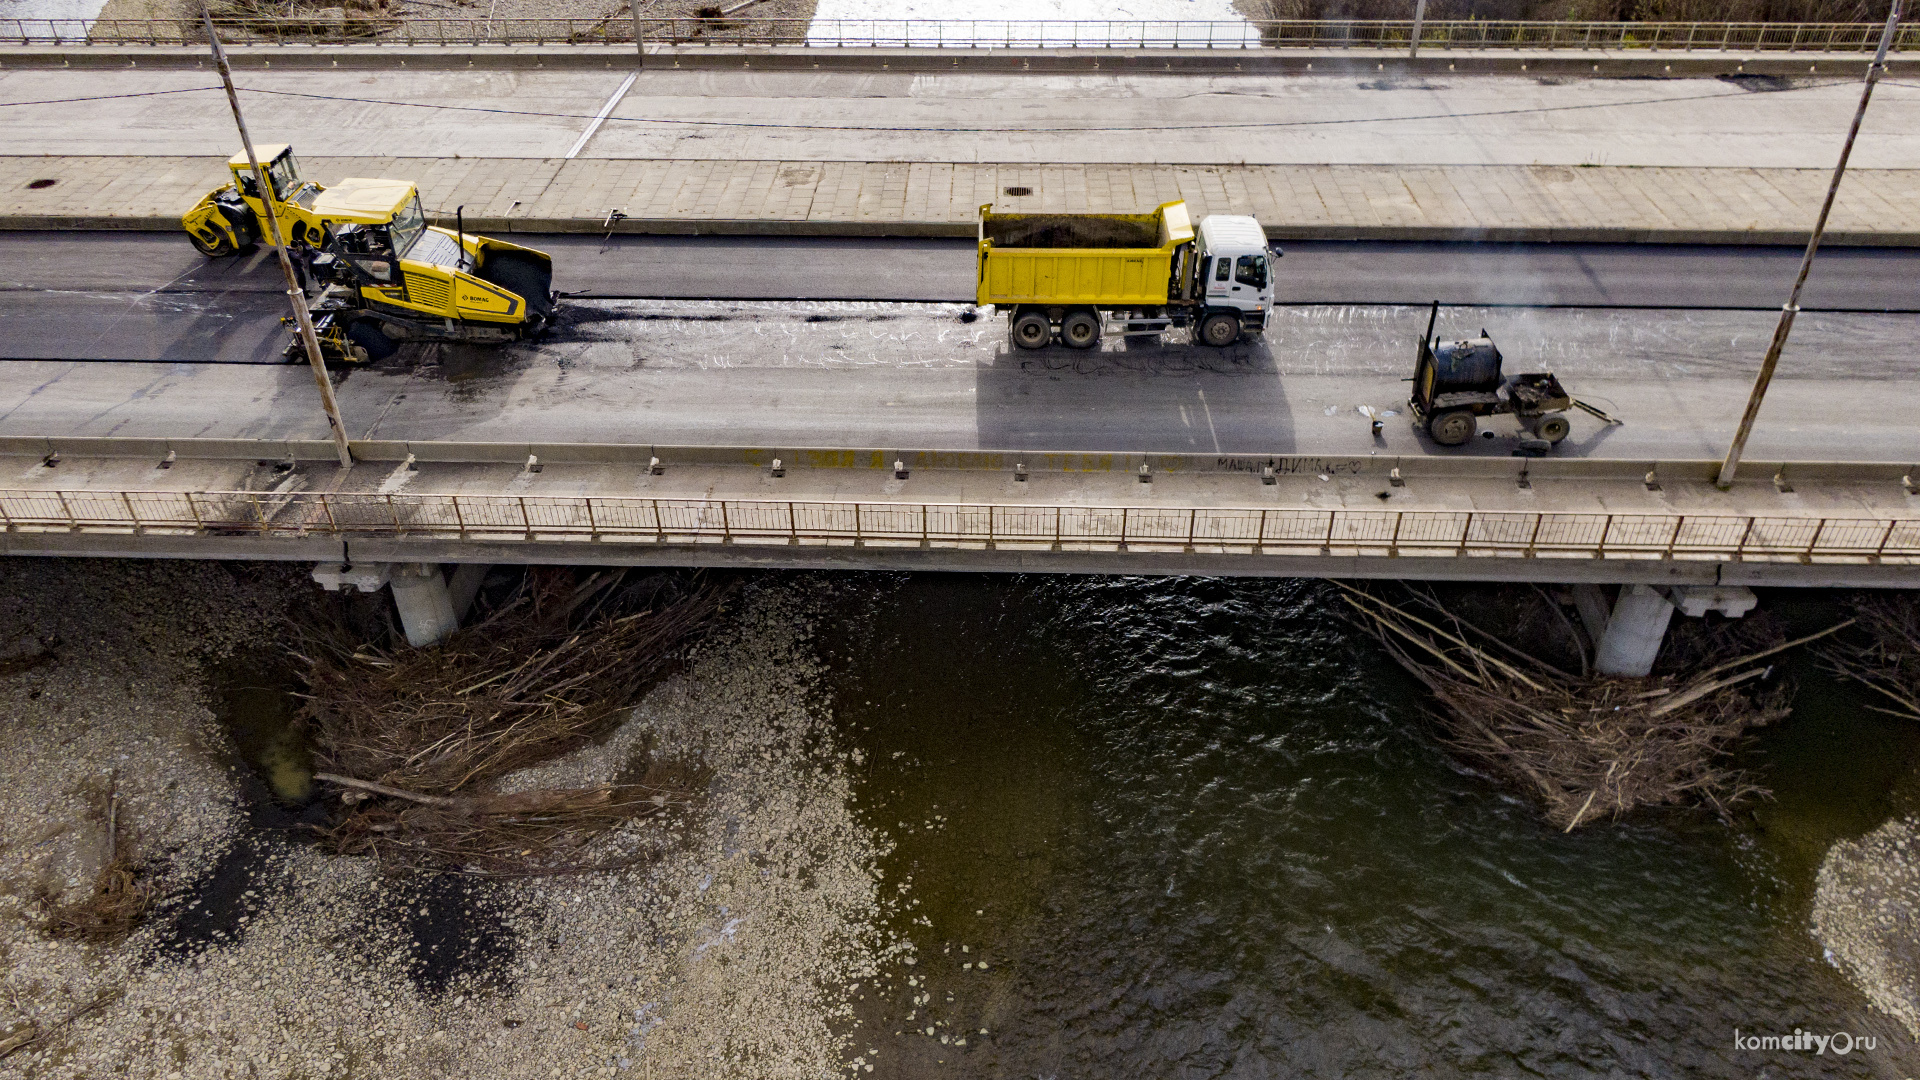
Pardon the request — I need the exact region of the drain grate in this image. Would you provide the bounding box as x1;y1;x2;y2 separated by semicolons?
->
1002;186;1032;196
27;178;57;190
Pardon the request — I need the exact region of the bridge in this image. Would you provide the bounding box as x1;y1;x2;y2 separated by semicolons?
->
1;24;1915;677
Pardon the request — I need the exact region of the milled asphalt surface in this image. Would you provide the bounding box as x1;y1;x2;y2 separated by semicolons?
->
5;69;1920;167
2;234;1915;461
2;233;1917;364
1;297;1915;462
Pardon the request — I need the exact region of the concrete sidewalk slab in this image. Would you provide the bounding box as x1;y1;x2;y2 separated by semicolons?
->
4;155;1917;243
2;43;1914;78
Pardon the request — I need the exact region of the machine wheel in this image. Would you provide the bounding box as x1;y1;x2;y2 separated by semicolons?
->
477;253;555;318
1199;311;1240;348
346;320;399;362
1535;414;1571;444
1011;310;1052;350
189;228;235;257
1428;409;1477;447
1060;309;1102;350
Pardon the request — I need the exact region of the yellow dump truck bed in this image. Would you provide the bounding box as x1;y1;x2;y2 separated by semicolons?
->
976;201;1194;308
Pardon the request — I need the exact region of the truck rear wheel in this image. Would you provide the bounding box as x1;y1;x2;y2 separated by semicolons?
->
1428;409;1477;447
1060;310;1101;350
1011;310;1052;350
1199;311;1240;348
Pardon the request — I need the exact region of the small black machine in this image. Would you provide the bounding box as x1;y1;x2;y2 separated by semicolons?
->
1408;302;1619;452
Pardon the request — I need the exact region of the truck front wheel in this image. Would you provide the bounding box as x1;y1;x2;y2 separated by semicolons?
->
1199;312;1240;348
1060;310;1101;349
1010;310;1052;350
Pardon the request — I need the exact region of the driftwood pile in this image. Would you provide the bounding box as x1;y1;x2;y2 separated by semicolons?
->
1340;583;1846;831
43;772;154;943
1821;593;1920;722
295;569;725;875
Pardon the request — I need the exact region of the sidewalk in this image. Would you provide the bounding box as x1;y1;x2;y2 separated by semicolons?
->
4;155;1917;242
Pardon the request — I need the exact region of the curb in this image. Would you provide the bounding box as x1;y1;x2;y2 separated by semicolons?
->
0;43;1910;76
3;213;1915;247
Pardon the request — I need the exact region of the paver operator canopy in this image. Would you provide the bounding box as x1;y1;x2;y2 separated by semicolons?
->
977;199;1276;350
180;144;556;362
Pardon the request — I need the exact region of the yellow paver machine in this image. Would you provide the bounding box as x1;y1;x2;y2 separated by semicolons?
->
182;144;553;362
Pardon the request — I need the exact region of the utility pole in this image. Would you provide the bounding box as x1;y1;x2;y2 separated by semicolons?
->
202;8;354;469
1409;0;1427;58
631;0;646;68
1716;0;1903;489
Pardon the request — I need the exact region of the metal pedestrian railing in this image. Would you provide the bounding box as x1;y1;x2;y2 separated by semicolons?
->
3;488;1915;562
2;17;1915;52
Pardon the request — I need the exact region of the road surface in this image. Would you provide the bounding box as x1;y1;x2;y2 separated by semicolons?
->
2;233;1915;363
4;68;1920;167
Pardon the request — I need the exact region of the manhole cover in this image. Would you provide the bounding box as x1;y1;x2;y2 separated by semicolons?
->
1003;186;1032;196
27;179;57;190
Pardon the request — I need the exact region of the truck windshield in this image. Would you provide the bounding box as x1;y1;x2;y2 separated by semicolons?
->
1235;254;1268;289
389;194;426;258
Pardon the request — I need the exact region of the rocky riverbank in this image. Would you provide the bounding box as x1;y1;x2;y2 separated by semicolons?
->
1814;814;1920;1043
0;559;897;1079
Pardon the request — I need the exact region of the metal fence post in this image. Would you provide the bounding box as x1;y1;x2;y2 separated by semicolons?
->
1735;516;1757;558
1664;515;1685;557
1803;517;1829;561
1874;518;1897;559
518;495;532;539
585;496;599;541
787;501;797;545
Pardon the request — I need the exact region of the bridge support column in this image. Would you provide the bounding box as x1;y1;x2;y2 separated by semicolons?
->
1595;585;1676;677
311;561;459;648
448;563;490;622
1590;584;1759;678
388;563;459;647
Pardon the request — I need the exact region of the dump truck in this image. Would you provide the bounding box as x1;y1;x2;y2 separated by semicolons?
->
182;144;555;362
977;200;1275;349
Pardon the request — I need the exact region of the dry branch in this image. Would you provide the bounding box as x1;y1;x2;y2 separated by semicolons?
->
43;773;154;943
1820;594;1920;722
1343;584;1837;830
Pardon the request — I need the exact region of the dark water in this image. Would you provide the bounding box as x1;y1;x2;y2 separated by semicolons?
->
823;576;1920;1079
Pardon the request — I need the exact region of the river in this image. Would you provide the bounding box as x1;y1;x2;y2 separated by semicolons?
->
820;574;1920;1078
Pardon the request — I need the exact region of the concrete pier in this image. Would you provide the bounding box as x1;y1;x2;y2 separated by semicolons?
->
1595;585;1680;678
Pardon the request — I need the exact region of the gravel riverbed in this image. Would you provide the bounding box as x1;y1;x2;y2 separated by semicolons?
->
0;560;898;1079
1814;814;1920;1043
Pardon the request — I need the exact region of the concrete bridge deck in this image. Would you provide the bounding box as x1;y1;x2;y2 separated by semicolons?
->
3;438;1914;588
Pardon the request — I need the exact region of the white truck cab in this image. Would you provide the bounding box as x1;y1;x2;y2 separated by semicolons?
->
1193;215;1276;333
